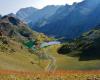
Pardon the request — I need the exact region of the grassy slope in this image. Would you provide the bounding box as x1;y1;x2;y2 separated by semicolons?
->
0;52;52;72
0;38;49;71
48;45;100;70
0;43;100;71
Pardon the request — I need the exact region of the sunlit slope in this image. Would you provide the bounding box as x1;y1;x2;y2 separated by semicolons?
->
0;43;100;71
47;45;100;70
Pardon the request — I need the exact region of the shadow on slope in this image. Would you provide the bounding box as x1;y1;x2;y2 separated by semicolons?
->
58;28;100;61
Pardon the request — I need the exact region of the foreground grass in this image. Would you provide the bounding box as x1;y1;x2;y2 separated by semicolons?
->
0;70;100;80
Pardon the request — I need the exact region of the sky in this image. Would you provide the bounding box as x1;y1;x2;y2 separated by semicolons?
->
0;0;83;15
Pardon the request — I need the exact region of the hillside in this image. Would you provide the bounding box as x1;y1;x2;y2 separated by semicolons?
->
0;15;52;71
58;27;100;61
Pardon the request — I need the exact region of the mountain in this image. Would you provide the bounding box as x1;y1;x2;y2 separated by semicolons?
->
31;0;100;39
0;15;37;58
58;26;100;61
0;15;50;42
0;14;51;61
16;5;60;27
16;7;38;22
0;15;1;19
0;15;36;41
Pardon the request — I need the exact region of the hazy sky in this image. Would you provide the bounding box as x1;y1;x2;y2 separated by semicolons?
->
0;0;83;15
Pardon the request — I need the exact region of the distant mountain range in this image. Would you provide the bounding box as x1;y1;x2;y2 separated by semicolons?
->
16;0;100;39
16;5;60;27
16;7;37;23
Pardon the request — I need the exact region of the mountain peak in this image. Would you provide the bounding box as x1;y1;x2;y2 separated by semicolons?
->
1;15;20;25
16;7;38;20
43;5;60;9
18;7;37;11
16;5;60;26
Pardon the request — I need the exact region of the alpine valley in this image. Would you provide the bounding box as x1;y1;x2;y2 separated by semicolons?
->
0;0;100;72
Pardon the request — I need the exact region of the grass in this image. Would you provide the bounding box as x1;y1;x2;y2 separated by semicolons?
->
0;44;100;71
0;39;48;71
0;51;42;71
47;45;100;70
0;70;100;80
0;43;100;79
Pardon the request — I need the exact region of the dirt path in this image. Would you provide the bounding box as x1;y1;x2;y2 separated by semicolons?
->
45;54;56;72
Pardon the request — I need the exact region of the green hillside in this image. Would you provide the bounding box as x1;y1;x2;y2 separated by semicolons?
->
0;15;51;71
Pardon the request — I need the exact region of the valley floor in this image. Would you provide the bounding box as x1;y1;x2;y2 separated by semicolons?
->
0;45;100;71
0;45;100;79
